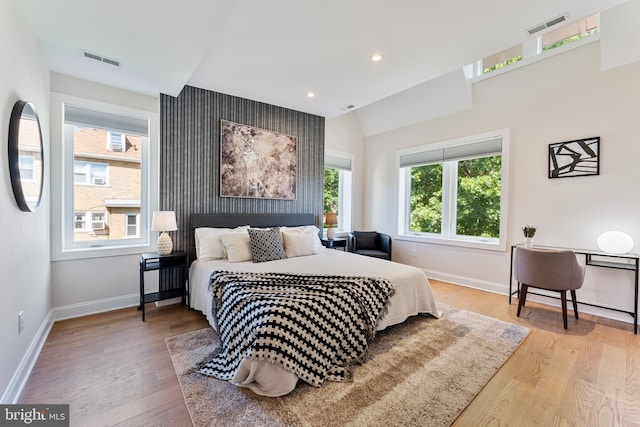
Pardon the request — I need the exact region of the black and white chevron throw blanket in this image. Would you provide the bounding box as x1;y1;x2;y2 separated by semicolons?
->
198;271;395;387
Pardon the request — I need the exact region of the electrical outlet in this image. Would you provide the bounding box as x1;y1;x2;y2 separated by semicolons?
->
18;311;24;334
411;249;417;258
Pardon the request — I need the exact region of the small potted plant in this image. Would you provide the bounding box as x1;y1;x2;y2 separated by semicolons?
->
522;226;536;247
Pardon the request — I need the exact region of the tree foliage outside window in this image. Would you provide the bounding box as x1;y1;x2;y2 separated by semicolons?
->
410;163;442;233
408;156;501;238
483;56;523;74
456;156;501;238
323;167;339;216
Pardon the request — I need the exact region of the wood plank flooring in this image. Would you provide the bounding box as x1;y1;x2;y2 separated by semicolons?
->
20;281;640;426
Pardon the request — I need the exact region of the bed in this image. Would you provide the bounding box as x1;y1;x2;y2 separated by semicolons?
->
188;213;440;396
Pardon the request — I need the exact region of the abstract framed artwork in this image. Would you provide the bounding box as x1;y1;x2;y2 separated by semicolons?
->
220;120;297;199
548;136;600;179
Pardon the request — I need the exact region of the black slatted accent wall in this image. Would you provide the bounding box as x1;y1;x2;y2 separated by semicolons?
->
159;85;325;267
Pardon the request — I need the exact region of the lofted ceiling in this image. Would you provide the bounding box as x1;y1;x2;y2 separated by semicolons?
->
19;0;629;118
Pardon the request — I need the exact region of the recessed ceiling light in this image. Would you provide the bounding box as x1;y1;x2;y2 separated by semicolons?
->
371;54;383;62
306;92;315;98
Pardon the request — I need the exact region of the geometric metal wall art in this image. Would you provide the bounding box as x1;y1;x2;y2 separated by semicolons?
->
548;136;600;178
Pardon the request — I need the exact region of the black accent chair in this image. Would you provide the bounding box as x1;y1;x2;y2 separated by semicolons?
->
347;231;392;260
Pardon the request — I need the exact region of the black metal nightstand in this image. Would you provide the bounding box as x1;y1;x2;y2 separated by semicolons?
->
321;238;347;250
138;251;189;321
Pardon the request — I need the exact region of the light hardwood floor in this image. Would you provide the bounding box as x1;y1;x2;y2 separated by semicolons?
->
20;280;640;426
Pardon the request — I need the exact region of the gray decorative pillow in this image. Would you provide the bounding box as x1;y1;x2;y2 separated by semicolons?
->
247;227;288;263
353;231;378;250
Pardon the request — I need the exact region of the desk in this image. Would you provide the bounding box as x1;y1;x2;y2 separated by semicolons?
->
509;244;639;334
139;251;189;321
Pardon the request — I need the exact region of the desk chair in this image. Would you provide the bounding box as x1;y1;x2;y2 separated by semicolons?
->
514;246;586;329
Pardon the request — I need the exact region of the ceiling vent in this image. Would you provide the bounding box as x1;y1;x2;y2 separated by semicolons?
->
83;51;120;67
340;105;356;112
526;13;569;35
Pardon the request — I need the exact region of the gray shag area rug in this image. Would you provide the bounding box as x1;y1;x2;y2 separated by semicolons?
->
165;304;529;427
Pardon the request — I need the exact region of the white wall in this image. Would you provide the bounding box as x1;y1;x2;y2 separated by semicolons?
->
324;112;366;230
49;74;159;317
362;40;640;322
0;0;51;402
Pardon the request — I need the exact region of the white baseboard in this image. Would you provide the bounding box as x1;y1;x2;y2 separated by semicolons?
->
423;268;634;325
1;310;54;404
52;293;139;321
424;269;507;295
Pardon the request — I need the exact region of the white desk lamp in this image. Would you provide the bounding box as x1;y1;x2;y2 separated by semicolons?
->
597;231;634;254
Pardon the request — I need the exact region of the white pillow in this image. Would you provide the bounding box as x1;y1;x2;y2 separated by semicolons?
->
220;232;252;263
282;228;320;257
280;225;323;251
195;226;249;260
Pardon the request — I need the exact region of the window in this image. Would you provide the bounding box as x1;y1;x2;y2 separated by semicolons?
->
398;129;510;250
91;212;106;231
482;44;523;74
126;214;139;237
19;155;35;181
74;161;108;185
467;14;600;81
541;14;598;52
51;92;156;259
74;211;108;233
107;131;125;152
67;109;143;245
74;212;87;231
324;151;353;233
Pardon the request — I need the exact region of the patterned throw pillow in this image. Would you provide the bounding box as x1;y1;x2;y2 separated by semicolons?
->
247;227;288;263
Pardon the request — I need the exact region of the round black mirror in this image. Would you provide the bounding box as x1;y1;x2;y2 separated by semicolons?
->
8;101;44;212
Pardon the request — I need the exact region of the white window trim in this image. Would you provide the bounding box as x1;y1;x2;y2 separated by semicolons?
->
51;92;159;261
396;128;510;252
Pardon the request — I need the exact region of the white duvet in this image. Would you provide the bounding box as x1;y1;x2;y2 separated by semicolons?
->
189;248;440;396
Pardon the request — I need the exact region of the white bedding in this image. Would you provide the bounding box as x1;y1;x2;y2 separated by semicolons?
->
189;248;440;396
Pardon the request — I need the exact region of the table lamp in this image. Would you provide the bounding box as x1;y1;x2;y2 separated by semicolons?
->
325;212;338;240
152;211;177;255
597;231;634;254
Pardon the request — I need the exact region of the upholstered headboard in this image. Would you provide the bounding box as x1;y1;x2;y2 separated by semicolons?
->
189;213;316;263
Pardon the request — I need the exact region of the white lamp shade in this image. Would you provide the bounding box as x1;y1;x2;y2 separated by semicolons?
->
151;211;177;232
597;231;634;254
